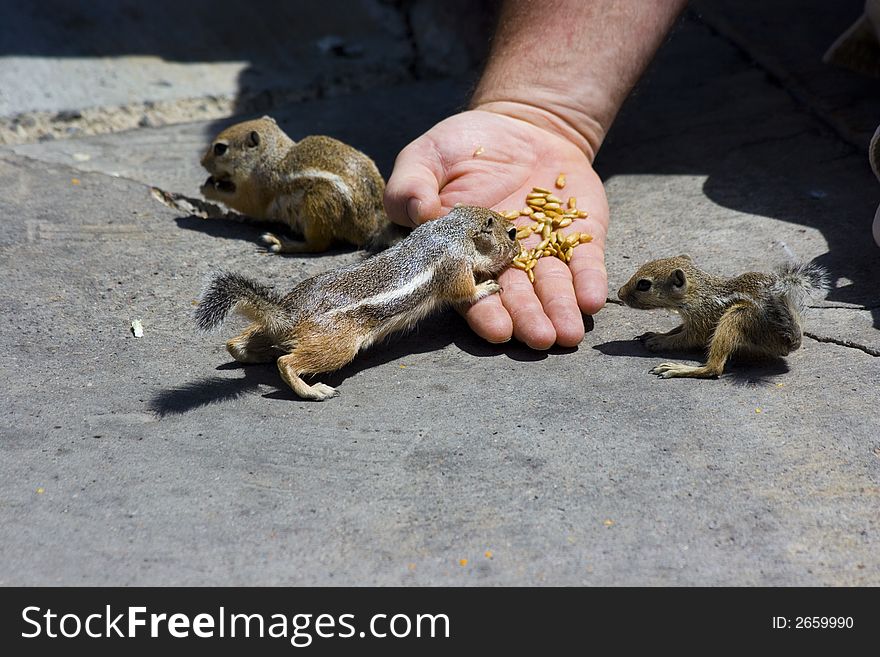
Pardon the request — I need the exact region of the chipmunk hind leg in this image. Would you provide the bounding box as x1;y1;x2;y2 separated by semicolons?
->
262;184;345;253
275;323;361;401
226;323;284;363
651;302;753;379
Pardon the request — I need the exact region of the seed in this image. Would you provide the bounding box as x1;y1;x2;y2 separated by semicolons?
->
527;269;535;283
536;237;550;250
541;224;551;239
579;233;592;243
546;194;562;204
520;207;533;215
555;174;566;189
533;249;543;260
473;146;485;157
549;230;558;243
531;212;546;221
543;249;553;257
515;229;532;240
564;248;573;263
543;202;561;211
532;186;552;194
566;233;580;247
525;259;536;271
512;259;527;270
577;210;588;218
567;196;576;209
557;217;573;228
502;210;520;221
529;197;547;207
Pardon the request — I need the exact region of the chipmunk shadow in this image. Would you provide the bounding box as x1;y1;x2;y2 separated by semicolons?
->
147;362;284;416
592;339;790;385
150;310;570;410
173;215;357;258
150;318;460;411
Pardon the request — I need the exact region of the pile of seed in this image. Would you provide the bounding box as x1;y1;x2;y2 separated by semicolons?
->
499;177;592;283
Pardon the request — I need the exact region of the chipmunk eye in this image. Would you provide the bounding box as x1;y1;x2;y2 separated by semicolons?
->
507;227;517;241
213;142;228;157
636;279;652;291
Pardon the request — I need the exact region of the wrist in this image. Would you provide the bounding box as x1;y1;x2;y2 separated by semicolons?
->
468;94;606;163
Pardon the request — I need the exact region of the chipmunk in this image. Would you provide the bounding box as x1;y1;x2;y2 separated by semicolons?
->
617;255;829;379
195;206;519;400
200;116;405;252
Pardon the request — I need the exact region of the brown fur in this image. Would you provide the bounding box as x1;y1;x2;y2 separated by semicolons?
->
618;255;828;379
195;206;519;400
200;116;403;252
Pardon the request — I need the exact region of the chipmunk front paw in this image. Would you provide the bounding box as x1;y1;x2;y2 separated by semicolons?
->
261;232;283;253
641;334;670;352
474;279;502;300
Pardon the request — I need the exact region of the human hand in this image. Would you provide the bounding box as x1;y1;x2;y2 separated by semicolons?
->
384;108;608;349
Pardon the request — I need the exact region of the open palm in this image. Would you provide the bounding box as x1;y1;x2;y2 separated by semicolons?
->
385;109;609;348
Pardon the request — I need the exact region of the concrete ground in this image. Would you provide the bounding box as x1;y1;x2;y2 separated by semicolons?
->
0;1;878;585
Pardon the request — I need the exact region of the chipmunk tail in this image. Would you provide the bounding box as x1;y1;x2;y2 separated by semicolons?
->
195;270;288;333
774;261;830;315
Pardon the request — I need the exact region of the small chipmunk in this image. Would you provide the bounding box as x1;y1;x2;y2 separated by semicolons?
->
200;116;405;253
195;206;519;400
618;255;828;379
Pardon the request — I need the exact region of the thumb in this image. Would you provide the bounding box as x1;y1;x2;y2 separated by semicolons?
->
384;138;445;227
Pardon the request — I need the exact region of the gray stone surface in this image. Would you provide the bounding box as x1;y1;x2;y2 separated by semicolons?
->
0;0;409;117
0;8;878;586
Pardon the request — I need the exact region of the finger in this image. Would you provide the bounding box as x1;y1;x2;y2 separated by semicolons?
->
531;257;585;348
461;291;514;344
384;137;445;227
498;267;556;349
570;240;608;314
566;219;608;314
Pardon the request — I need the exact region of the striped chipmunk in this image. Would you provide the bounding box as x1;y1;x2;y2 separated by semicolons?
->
200;116;406;253
618;255;828;379
195;206;519;400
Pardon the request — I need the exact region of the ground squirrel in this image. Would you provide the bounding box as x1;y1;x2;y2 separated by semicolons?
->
200;116;405;253
618;255;829;379
195;206;519;400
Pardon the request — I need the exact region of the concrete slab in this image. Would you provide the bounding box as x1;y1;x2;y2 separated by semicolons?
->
6;79;470;193
0;0;411;143
0;10;878;586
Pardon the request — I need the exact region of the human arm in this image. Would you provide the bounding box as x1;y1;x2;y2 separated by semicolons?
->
385;0;688;347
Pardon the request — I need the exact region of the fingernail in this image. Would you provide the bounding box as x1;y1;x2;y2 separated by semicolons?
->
406;198;422;227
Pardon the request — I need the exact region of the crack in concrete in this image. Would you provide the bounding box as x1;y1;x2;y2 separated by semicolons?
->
804;331;879;357
810;303;880;311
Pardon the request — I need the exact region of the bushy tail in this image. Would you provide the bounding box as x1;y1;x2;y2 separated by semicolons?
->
195;270;289;333
774;261;829;315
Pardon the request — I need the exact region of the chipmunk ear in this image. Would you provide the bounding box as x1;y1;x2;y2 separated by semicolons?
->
246;130;261;148
670;268;688;291
677;253;693;262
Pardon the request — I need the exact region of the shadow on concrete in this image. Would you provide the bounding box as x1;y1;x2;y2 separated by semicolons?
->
598;8;880;329
593;339;791;384
148;363;283;416
173;214;367;258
